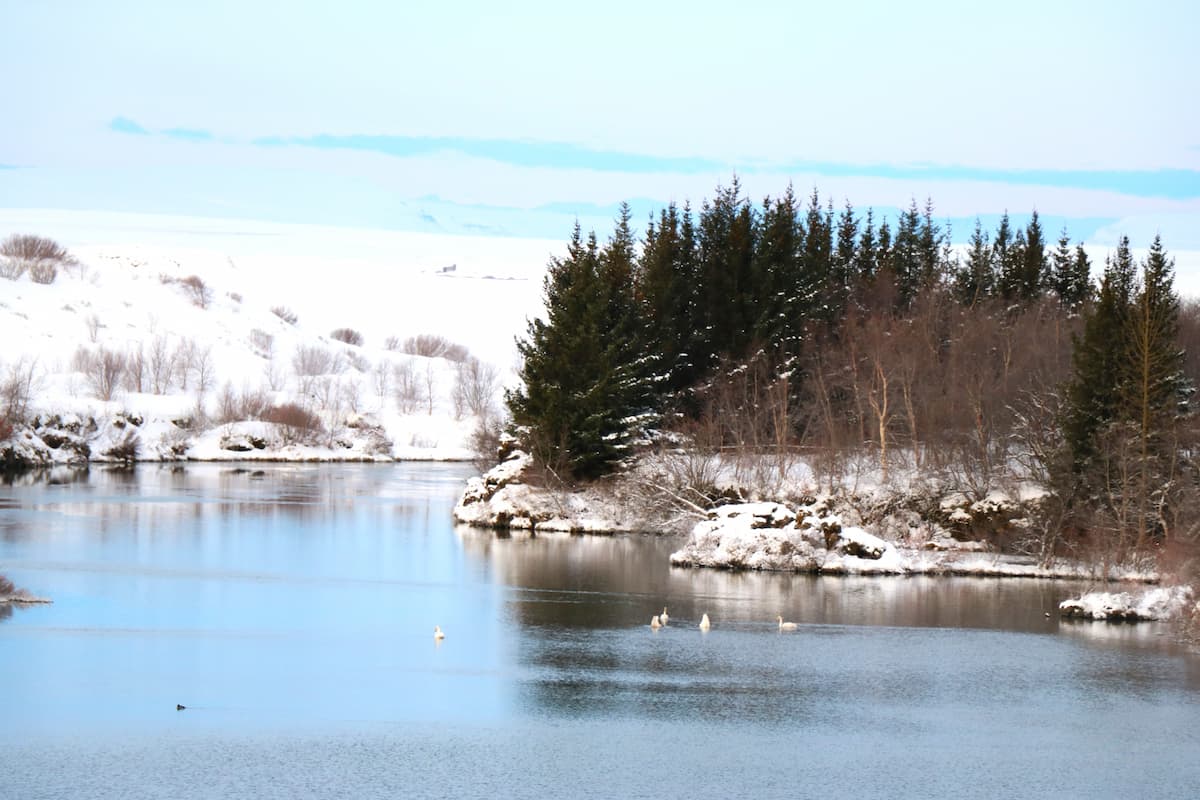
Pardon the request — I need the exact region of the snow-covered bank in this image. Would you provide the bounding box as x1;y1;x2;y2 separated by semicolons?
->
455;451;1165;583
1058;586;1194;621
1;213;557;466
667;499;1159;581
453;449;639;532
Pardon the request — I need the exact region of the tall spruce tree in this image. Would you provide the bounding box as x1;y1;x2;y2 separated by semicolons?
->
955;218;993;306
1019;210;1046;301
1065;236;1137;469
507;221;655;480
752;187;805;353
1122;235;1187;543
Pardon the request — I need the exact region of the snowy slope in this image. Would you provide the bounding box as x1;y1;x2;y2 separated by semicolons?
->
0;210;562;462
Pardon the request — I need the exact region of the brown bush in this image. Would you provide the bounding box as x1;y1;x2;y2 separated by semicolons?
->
1;234;74;263
179;275;212;308
271;306;299;325
401;334;468;362
0;234;75;284
330;328;364;346
263;402;323;444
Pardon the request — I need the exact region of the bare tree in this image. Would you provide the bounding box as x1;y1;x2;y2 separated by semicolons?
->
452;356;501;420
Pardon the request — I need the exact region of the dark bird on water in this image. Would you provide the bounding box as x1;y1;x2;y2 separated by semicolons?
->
176;704;186;711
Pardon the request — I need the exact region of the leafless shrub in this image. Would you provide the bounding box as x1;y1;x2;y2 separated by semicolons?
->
179;275;212;308
452;356;501;420
345;351;370;373
28;262;59;284
0;357;39;424
372;360;390;402
330;328;364;346
148;335;176;395
1;234;74;263
85;313;102;343
228;291;242;304
76;346;127;401
383;336;401;351
172;338;216;396
0;257;25;280
0;234;75;284
393;358;422;413
190;344;216;396
216;383;272;424
123;345;146;393
423;360;437;415
271;305;298;326
263;357;286;392
249;328;274;358
401;334;468;362
263;402;323;444
292;345;337;377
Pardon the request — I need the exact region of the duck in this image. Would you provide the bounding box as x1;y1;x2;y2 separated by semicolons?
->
434;625;445;641
176;704;186;711
660;607;669;625
699;613;711;631
650;615;662;630
777;614;798;631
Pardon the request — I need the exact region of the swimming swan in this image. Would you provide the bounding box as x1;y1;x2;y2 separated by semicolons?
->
777;615;798;631
650;615;662;629
660;607;669;625
434;625;446;641
699;613;711;631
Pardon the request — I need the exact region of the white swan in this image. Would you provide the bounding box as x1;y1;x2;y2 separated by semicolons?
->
650;615;662;629
699;613;711;631
433;625;445;641
660;607;669;625
777;615;798;631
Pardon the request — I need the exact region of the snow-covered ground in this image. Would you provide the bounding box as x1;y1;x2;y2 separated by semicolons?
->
1058;586;1194;621
0;209;561;462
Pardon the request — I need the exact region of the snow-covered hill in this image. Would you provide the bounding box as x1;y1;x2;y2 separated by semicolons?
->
0;210;562;464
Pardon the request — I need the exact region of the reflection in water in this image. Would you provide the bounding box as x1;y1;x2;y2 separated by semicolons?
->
1;464;1198;800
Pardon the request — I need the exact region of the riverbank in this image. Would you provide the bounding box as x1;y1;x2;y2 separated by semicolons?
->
454;449;1200;633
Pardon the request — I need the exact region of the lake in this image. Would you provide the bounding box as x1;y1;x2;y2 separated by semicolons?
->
1;463;1198;799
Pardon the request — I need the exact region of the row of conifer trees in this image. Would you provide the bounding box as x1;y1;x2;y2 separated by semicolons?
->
505;179;1189;553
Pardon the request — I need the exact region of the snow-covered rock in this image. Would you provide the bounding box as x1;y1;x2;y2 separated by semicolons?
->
453;450;632;532
1058;586;1194;621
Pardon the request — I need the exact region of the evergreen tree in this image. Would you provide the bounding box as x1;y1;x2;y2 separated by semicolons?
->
1065;236;1137;469
638;202;700;397
696;178;757;366
891;199;922;307
507;222;655;480
954;218;993;306
802;189;834;323
832;200;858;307
917;198;943;289
853;208;878;284
993;212;1017;300
1122;235;1187;543
752;187;805;353
1020;210;1046;301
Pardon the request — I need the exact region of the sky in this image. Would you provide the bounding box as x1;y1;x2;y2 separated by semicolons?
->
2;0;1198;246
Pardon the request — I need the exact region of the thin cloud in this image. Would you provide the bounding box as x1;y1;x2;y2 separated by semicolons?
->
105;117;1200;201
109;116;149;135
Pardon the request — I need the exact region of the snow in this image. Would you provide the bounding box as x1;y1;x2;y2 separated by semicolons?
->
1059;586;1194;621
1;210;560;463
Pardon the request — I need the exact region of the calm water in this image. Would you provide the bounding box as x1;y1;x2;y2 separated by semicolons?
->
1;464;1197;799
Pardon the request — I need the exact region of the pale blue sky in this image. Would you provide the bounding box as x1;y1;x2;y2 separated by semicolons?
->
2;0;1198;244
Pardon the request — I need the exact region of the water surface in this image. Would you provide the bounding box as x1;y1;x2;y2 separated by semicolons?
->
1;464;1197;799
